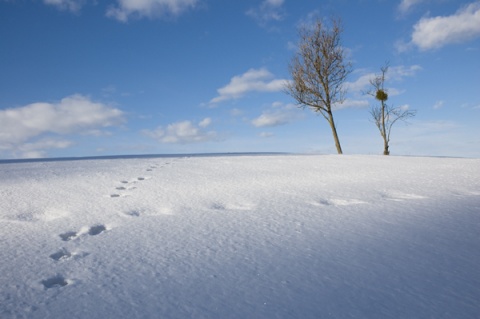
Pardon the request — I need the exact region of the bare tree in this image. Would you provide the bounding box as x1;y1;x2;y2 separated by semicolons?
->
285;18;351;154
368;63;416;155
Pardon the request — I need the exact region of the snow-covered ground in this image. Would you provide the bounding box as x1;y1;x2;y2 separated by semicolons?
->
1;154;479;319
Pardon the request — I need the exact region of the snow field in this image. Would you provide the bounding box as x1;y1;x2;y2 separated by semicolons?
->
0;155;479;318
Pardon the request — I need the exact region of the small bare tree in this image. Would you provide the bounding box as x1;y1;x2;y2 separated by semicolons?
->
285;18;351;154
368;64;416;155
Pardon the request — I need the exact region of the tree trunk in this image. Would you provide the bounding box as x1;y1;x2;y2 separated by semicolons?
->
328;112;343;154
381;101;389;155
383;140;390;155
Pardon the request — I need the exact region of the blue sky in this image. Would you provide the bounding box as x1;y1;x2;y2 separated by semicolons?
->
1;0;479;159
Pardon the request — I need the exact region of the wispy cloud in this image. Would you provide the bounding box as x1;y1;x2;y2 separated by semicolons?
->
433;100;444;109
0;94;125;158
397;0;427;14
251;102;301;128
333;99;369;110
340;65;421;111
259;132;274;138
230;108;243;117
43;0;85;12
388;119;479;157
345;65;422;94
461;102;480;110
107;0;198;22
209;68;287;105
252;112;289;128
144;118;217;144
388;65;422;82
345;73;374;94
12;138;73;159
410;2;480;51
246;0;285;26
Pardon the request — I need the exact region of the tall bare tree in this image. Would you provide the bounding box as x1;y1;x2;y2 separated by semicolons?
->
285;18;351;154
368;64;416;155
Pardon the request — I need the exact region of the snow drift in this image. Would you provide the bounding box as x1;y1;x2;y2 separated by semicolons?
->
1;154;479;318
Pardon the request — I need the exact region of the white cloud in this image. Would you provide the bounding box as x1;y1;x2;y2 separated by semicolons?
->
334;99;369;110
102;85;117;97
198;117;212;128
252;113;288;127
345;65;422;94
259;132;274;138
433;100;445;109
380;119;480;157
107;0;198;22
14;138;73;159
388;65;422;79
210;68;288;105
409;120;461;138
246;0;285;26
411;2;480;51
144;118;217;144
251;102;300;128
386;88;404;97
398;0;426;14
230;108;243;117
394;39;412;53
0;94;124;158
43;0;85;12
345;73;374;94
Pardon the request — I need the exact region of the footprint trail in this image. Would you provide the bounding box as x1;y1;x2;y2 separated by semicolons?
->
44;157;186;293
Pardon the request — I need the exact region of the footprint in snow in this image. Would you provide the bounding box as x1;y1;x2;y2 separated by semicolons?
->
209;201;256;211
314;199;331;206
110;193;131;198
88;224;107;236
211;203;226;210
59;224;108;241
123;210;141;217
310;198;367;207
116;185;136;191
42;275;69;289
49;248;72;261
50;249;89;261
59;231;78;241
382;191;426;202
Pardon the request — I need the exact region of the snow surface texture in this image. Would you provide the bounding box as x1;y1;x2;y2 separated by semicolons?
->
0;155;479;319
